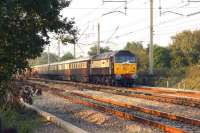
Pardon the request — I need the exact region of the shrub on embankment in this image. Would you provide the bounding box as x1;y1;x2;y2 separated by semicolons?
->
136;66;200;91
0;107;43;133
174;66;200;90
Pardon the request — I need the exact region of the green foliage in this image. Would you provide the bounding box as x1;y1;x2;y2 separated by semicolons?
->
124;41;148;72
0;0;76;77
170;48;188;68
0;108;43;133
0;81;10;106
61;52;74;61
125;30;200;87
179;66;200;90
88;45;111;56
0;0;77;104
170;30;200;68
29;52;59;66
153;45;171;69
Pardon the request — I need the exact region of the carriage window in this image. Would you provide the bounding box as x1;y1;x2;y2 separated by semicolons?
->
65;64;68;69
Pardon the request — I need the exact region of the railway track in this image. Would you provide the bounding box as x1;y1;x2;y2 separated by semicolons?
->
65;94;200;133
27;78;200;108
23;79;200;133
28;82;200;133
71;92;200;127
128;87;200;99
64;96;188;133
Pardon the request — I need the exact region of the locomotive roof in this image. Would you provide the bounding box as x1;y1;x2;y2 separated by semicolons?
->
92;50;134;60
91;51;117;60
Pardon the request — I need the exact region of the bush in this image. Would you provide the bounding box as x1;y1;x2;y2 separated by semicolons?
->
0;107;43;133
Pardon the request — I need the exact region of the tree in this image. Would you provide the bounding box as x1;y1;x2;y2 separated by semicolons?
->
170;48;188;68
153;45;171;69
169;30;200;68
0;0;77;105
88;45;111;56
124;41;148;72
61;52;74;61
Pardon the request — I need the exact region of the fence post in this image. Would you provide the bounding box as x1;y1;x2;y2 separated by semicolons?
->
184;82;186;90
166;81;169;88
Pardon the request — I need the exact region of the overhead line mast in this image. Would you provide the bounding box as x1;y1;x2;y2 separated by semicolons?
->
96;0;128;55
149;0;154;75
97;23;100;55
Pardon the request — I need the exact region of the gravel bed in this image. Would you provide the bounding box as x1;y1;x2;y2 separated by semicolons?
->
71;89;200;120
29;80;200;120
72;94;200;133
33;91;163;133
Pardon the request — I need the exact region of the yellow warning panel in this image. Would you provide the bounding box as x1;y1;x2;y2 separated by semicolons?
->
114;63;137;75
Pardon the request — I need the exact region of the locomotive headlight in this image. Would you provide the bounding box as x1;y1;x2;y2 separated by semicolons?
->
115;74;121;79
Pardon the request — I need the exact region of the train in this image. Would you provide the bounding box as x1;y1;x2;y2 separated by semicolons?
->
31;50;137;86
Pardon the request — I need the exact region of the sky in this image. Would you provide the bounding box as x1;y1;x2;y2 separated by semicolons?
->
46;0;200;57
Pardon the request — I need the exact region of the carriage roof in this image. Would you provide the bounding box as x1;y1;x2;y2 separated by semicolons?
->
32;57;91;68
32;50;135;68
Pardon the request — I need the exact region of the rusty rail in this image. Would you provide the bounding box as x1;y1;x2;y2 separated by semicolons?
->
129;87;200;99
71;92;200;127
125;93;200;108
64;95;187;133
27;78;200;108
24;80;197;133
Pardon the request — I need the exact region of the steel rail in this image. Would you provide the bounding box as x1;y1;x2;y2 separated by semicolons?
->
71;92;200;127
23;80;198;132
125;93;200;108
27;78;200;108
128;87;200;99
26;80;200;127
64;95;187;133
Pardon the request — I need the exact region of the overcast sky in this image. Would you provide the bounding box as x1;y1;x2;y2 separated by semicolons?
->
46;0;200;57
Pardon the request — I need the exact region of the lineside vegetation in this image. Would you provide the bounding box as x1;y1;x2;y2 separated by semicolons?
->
0;0;77;106
125;30;200;89
0;0;77;131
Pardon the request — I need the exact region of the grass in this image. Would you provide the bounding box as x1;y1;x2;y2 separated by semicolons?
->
143;66;200;91
0;106;44;133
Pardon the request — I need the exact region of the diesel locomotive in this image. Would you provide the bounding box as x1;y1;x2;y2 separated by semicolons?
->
31;50;137;86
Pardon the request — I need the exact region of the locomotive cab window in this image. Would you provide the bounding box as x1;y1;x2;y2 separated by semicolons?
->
115;54;136;63
115;56;136;63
